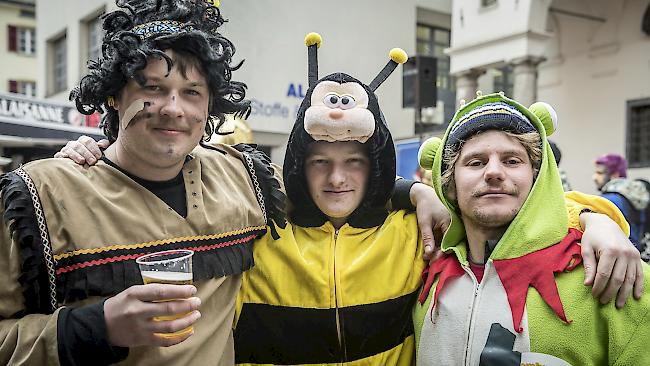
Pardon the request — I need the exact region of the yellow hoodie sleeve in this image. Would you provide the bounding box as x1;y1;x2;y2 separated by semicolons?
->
564;191;630;236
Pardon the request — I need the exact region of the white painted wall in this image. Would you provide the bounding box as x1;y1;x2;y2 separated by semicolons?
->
217;0;417;145
538;0;650;193
448;0;552;73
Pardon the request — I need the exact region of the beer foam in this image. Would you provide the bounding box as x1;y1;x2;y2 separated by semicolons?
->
141;271;193;282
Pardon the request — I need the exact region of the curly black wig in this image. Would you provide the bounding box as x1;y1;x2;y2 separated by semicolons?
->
69;0;250;142
283;73;396;229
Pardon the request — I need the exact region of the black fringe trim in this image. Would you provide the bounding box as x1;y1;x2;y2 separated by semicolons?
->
56;229;264;303
233;144;287;239
0;172;53;314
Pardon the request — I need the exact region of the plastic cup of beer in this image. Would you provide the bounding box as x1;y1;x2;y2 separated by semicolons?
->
136;249;194;339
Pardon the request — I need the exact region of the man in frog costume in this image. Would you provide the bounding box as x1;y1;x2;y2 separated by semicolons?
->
414;93;650;365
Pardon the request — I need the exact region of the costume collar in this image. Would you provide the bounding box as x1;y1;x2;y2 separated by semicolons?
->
419;229;583;333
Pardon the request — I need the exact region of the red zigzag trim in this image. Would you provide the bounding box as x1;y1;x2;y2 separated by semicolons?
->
55;234;258;275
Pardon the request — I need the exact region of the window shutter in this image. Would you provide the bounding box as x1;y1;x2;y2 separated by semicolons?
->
8;80;17;93
8;26;17;51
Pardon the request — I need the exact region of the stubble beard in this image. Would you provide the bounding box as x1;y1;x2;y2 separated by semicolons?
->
470;205;520;229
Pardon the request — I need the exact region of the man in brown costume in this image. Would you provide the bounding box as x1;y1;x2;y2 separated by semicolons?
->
0;0;284;365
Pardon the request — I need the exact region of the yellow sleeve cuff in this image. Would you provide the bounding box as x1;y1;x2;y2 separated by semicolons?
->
564;191;630;236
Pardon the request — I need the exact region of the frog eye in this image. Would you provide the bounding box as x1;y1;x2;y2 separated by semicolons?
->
323;93;340;108
339;95;356;110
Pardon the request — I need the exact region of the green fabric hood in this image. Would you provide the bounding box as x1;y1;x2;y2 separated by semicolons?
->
418;93;569;264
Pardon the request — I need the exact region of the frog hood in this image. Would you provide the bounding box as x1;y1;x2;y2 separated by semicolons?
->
418;93;567;263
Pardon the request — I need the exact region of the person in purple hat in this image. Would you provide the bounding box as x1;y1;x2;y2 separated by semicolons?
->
594;153;649;249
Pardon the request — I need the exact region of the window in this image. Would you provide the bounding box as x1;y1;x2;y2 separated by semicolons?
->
414;23;455;131
87;16;103;62
51;36;67;94
7;26;36;55
19;28;36;55
20;9;35;18
8;80;36;97
627;98;650;168
416;24;453;91
492;65;513;96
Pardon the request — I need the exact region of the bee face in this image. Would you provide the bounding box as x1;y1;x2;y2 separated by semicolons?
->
304;81;375;143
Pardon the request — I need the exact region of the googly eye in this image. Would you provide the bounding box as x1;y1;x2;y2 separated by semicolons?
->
339;95;356;110
323;93;340;108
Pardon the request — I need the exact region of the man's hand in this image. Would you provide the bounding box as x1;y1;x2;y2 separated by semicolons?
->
104;284;202;347
54;136;109;165
580;212;643;308
409;182;450;262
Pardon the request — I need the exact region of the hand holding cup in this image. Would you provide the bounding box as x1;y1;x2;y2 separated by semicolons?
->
104;250;201;347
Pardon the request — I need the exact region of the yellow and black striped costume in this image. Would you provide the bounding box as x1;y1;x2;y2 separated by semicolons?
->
234;210;425;365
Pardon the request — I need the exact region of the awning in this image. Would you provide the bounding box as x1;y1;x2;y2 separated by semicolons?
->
0;92;105;146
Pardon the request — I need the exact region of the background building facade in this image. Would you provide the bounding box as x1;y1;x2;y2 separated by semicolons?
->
448;0;650;192
0;0;101;169
31;0;650;193
0;0;36;97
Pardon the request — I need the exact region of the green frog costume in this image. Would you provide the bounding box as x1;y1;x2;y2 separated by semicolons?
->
413;93;650;366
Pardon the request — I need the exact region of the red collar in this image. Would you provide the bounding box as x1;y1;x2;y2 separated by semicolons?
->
419;228;583;332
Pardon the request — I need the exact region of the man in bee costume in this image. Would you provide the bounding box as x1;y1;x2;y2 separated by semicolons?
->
0;0;284;365
414;93;650;365
232;32;427;365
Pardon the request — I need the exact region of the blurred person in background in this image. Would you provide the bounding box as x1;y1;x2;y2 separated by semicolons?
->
212;115;254;145
415;165;433;186
549;140;571;191
636;179;650;262
594;153;650;250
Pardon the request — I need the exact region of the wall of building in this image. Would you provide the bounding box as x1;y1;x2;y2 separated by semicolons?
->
36;0;110;100
0;2;37;94
448;0;552;74
417;0;452;17
538;0;650;193
217;0;417;161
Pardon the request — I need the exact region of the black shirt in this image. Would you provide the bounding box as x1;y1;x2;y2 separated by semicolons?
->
101;156;188;217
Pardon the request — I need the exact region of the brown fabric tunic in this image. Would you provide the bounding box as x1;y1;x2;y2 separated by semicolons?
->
0;144;273;366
